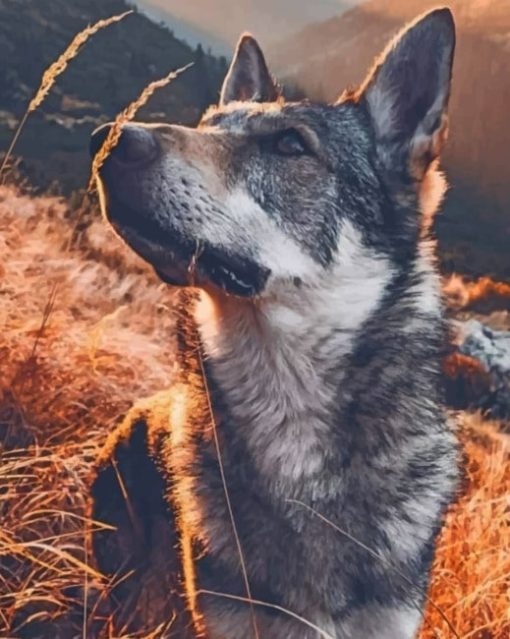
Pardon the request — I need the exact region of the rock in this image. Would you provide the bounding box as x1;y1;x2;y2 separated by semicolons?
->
443;351;492;412
452;319;510;419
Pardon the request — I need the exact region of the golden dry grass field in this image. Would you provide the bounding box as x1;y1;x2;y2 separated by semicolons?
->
0;184;508;638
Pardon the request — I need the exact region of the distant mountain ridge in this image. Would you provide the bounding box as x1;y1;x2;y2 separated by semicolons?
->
135;0;231;54
269;0;510;280
136;0;358;49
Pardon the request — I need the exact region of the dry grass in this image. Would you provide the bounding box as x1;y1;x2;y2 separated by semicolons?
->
28;12;133;114
421;414;509;639
0;184;178;636
0;184;508;638
89;62;194;188
444;274;510;315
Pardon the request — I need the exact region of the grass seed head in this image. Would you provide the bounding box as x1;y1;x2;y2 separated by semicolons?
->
28;11;133;113
89;62;194;191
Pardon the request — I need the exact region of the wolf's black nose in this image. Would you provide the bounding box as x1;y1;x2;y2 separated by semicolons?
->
89;124;158;165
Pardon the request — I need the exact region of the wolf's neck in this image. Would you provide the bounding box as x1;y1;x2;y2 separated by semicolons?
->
194;265;394;483
193;240;443;488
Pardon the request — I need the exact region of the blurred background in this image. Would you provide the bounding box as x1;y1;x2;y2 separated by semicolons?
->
1;0;509;279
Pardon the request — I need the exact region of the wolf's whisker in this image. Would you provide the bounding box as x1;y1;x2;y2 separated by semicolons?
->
287;498;460;639
188;240;204;286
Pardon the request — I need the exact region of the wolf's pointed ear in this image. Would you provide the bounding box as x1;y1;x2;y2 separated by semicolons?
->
220;34;279;105
359;8;455;175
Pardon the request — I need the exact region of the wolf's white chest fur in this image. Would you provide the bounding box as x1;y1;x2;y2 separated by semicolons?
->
195;222;396;483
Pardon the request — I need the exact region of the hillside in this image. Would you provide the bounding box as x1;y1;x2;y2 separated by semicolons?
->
0;0;227;193
269;0;510;281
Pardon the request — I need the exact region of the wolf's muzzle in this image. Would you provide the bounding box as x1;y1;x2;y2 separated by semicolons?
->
90;123;159;167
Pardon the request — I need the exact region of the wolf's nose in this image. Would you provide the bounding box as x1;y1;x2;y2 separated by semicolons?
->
89;124;158;165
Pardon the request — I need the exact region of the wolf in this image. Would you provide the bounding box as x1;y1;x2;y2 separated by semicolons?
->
89;8;460;639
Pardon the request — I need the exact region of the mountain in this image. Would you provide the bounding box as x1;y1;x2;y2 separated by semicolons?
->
135;0;231;55
0;0;228;192
136;0;358;50
269;0;510;280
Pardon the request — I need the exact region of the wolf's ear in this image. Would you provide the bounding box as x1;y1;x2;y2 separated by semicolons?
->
220;34;279;105
359;8;455;175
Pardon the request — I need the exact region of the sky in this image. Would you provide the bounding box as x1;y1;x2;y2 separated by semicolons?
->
135;0;361;53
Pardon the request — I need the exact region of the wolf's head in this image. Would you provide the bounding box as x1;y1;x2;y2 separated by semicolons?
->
91;9;455;311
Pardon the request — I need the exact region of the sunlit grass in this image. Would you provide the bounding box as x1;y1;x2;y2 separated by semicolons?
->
0;183;178;635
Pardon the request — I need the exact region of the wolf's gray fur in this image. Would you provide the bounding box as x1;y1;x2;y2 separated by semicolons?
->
91;9;459;638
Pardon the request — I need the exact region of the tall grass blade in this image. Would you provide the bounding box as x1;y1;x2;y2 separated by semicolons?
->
89;62;194;189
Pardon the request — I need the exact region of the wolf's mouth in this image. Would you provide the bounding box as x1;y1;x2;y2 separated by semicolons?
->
105;196;270;297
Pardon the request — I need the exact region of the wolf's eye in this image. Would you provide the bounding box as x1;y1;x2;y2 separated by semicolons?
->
274;129;309;156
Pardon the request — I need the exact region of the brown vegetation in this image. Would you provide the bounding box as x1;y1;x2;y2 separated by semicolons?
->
422;413;510;639
0;184;178;636
443;353;492;412
444;275;510;315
